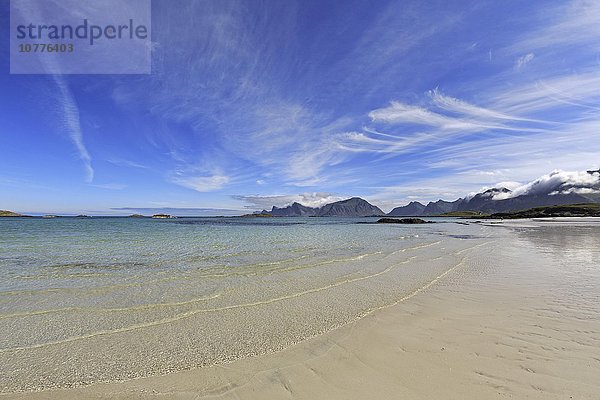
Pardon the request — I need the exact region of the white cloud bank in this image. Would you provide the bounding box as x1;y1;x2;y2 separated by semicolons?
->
493;169;600;200
233;192;344;210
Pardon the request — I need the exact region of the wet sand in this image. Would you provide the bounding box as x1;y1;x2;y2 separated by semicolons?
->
3;220;600;399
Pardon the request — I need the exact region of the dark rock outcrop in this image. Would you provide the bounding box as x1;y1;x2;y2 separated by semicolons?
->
377;218;432;224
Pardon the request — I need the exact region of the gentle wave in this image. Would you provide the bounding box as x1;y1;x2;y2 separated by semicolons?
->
0;242;445;352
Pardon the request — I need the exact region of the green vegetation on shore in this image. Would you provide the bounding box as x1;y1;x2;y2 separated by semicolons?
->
485;203;600;219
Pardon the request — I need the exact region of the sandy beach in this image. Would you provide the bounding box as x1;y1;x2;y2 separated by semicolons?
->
4;0;600;397
2;219;599;399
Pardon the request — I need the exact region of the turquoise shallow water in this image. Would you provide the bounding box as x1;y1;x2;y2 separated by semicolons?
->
0;216;488;391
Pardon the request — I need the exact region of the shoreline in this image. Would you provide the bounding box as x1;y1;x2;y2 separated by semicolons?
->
3;221;599;399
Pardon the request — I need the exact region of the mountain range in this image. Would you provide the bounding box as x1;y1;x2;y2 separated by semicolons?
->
258;169;600;217
388;189;597;216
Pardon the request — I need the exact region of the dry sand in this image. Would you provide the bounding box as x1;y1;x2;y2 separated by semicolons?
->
3;221;599;399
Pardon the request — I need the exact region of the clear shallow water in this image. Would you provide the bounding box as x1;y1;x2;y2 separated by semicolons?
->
0;217;488;391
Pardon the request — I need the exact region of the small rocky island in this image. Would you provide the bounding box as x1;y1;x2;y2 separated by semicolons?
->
152;214;177;219
377;218;433;224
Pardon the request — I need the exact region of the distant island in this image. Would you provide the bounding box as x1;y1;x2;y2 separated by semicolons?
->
0;210;28;217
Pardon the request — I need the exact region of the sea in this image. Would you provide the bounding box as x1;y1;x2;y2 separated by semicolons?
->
0;216;492;391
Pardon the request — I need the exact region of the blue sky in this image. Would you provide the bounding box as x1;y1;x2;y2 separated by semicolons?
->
1;0;600;215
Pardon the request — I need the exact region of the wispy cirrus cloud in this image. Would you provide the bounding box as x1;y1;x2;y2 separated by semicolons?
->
508;1;600;53
106;159;150;169
13;1;94;184
54;76;94;183
89;183;127;190
514;53;535;70
171;173;230;192
428;88;544;123
492;71;600;114
110;1;356;189
344;85;553;159
368;101;479;130
367;91;547;136
219;103;353;185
